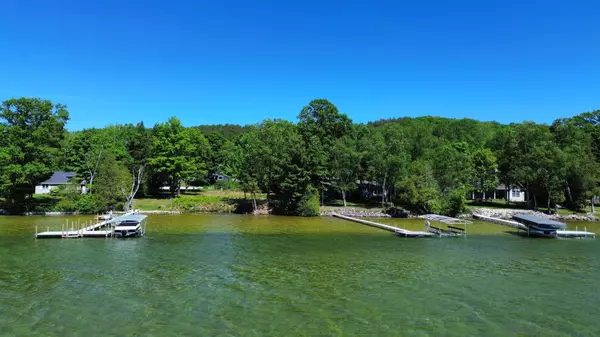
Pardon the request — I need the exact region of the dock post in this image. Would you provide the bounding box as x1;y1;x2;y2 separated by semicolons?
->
35;225;38;237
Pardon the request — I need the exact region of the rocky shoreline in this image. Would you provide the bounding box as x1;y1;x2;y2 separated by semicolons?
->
6;206;598;222
468;207;598;222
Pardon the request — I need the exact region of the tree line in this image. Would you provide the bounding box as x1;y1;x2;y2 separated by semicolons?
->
1;97;599;215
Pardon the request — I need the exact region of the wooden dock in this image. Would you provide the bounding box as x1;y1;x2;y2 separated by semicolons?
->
35;211;136;239
331;213;434;237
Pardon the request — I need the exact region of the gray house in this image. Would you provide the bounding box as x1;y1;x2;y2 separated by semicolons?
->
212;172;230;182
35;172;86;195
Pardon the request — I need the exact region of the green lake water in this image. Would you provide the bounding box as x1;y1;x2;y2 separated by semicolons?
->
1;214;599;336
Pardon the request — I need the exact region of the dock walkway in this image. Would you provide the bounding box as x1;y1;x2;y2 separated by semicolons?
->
473;213;526;230
332;213;433;237
35;211;136;239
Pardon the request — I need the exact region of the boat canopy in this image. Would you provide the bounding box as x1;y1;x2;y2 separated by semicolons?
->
419;214;473;225
110;214;148;224
512;214;566;229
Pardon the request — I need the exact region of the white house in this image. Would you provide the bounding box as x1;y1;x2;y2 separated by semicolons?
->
35;172;86;195
470;184;526;202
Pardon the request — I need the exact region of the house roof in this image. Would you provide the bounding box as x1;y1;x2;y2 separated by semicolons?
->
496;184;526;191
40;172;76;185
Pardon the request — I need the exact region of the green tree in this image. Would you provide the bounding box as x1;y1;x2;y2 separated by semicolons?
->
490;127;521;203
148;117;208;196
329;133;362;207
432;142;473;192
237;128;264;211
394;160;440;214
0;98;69;211
471;148;498;199
94;153;131;210
298;99;353;194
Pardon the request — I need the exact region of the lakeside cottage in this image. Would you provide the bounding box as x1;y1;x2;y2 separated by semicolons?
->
35;172;86;195
470;184;526;202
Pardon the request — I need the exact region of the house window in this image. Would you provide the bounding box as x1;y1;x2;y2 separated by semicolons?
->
512;189;520;197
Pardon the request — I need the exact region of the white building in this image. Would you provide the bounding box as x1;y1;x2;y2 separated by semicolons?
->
35;172;85;195
471;184;526;202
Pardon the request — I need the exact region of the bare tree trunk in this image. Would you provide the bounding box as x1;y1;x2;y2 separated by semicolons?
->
381;174;387;207
592;196;596;214
86;149;103;195
341;189;347;207
565;180;573;206
321;188;324;206
533;194;537;210
122;166;144;211
506;183;511;204
252;192;257;213
547;189;551;214
481;179;485;201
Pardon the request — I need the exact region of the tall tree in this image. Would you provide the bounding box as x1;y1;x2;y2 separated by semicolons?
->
330;133;362;207
0;98;69;211
237;128;264;212
471;148;498;199
148;117;209;196
297;99;352;193
431;141;473;193
95;152;131;210
394;160;440;213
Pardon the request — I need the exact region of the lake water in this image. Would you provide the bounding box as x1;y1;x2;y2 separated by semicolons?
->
1;214;599;336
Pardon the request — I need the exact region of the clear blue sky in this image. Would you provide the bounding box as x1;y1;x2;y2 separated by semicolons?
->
1;0;599;130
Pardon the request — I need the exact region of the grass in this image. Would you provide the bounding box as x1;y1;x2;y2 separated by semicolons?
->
323;198;387;209
133;198;173;211
132;189;267;212
556;206;592;216
201;189;266;199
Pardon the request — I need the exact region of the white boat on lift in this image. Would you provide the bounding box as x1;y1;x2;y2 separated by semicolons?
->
110;214;148;238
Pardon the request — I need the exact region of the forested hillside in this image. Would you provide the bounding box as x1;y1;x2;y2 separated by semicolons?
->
1;97;599;215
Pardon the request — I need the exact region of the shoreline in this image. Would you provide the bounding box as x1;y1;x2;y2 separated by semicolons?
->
3;206;597;222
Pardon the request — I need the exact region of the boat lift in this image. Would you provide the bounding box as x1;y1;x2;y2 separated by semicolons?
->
419;214;472;237
473;213;595;239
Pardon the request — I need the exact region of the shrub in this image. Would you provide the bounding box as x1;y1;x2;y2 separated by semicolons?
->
439;188;467;217
214;180;240;191
385;206;409;218
53;194;105;213
296;186;320;217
